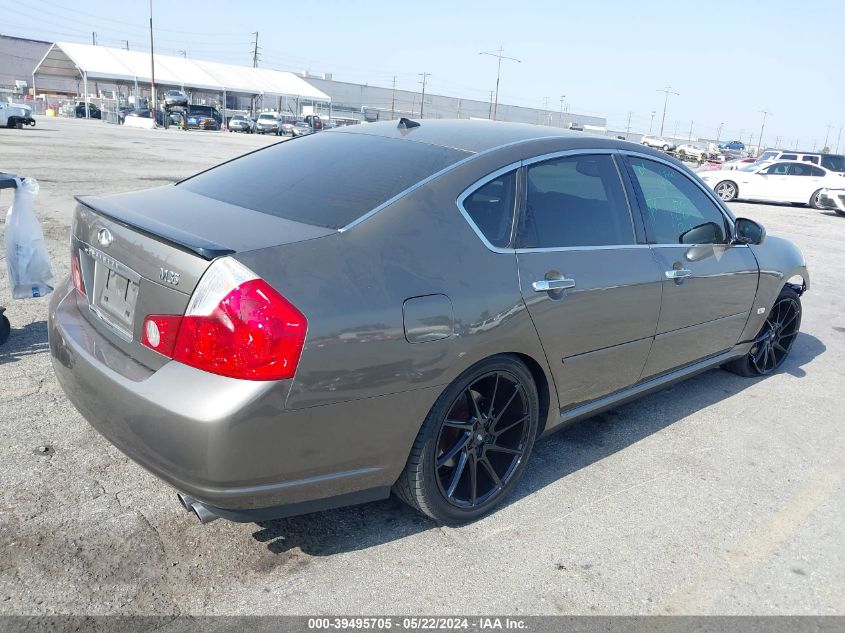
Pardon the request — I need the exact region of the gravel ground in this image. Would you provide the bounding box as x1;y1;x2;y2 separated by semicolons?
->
0;117;842;616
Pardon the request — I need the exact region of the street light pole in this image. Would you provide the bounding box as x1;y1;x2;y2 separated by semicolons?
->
649;111;655;134
480;46;521;121
656;86;679;137
149;0;156;114
758;110;771;154
716;122;725;143
418;72;430;118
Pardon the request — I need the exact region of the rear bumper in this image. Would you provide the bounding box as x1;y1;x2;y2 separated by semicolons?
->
48;282;430;515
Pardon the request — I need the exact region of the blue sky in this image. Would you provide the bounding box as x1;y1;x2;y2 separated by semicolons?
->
3;0;843;149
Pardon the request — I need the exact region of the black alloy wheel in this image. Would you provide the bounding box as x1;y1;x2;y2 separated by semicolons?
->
726;287;802;377
394;356;539;524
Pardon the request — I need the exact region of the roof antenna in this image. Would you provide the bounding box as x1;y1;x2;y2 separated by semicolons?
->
397;117;420;129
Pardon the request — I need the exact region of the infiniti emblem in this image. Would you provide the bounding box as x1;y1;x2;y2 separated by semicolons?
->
97;228;113;248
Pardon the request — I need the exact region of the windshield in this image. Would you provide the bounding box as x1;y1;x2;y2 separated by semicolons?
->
258;114;276;121
757;151;778;162
179;132;470;229
739;165;759;172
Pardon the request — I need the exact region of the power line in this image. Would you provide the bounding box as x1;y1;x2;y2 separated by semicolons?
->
656;86;679;137
479;46;520;121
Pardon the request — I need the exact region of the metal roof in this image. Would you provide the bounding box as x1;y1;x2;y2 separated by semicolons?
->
33;41;330;101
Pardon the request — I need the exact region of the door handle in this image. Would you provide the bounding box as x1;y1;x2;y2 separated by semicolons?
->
532;278;576;292
665;268;693;279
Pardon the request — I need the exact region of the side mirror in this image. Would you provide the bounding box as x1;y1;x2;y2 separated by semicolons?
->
733;218;766;245
679;221;723;245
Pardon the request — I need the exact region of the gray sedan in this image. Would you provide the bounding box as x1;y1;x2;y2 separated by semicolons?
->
49;120;809;526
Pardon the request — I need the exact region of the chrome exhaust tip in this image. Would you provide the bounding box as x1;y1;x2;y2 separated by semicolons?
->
176;492;196;512
190;501;219;524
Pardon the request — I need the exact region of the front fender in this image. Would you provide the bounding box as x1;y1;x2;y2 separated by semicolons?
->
738;236;809;342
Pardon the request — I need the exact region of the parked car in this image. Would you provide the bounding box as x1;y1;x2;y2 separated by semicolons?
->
49;121;809;526
640;135;674;151
304;114;324;130
184;105;221;129
164;90;188;108
291;121;313;136
0;102;35;128
754;150;845;173
75;102;101;119
720;140;746;150
723;157;757;170
279;121;296;136
675;144;708;161
817;188;845;216
255;113;281;134
699;160;845;207
228;115;255;133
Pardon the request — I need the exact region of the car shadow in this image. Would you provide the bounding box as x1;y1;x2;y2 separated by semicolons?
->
0;320;49;365
250;332;825;556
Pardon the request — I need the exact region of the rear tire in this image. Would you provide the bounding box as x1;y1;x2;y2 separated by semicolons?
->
394;356;540;525
0;314;10;345
725;286;801;377
809;189;823;209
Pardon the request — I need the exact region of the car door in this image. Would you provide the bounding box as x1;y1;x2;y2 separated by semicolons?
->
514;152;663;410
623;154;759;378
742;162;790;200
783;163;822;203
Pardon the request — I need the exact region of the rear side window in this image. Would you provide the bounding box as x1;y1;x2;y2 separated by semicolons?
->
810;166;826;177
628;157;728;245
180;132;469;229
789;164;813;176
518;154;634;248
462;171;517;248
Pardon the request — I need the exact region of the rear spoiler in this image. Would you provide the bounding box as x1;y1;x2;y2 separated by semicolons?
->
75;195;235;260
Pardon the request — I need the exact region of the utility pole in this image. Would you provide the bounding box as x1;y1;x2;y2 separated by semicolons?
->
390;76;396;120
687;120;694;142
656;86;679;137
559;95;565;128
823;122;833;150
148;0;156;113
541;96;550;125
92;32;97;45
121;40;130;50
649;111;656;134
418;72;430;118
488;91;494;119
626;111;633;136
251;32;260;67
480;46;521;121
758;109;771;153
178;49;187;58
672;120;679;138
775;136;781;148
836;125;842;155
716;122;725;143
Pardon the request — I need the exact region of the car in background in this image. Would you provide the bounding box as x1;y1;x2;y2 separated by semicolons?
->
255;113;281;135
720;140;746;151
755;150;845;173
817;189;845;216
184;105;221;129
49;120;808;527
304;114;324;130
291;121;314;136
723;157;757;170
676;144;708;161
0;102;35;128
75;103;101;119
279;121;296;136
640;135;674;151
228;115;255;133
699;160;845;208
164;90;188;108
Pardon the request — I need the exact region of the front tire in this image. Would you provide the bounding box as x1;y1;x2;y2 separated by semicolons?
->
725;286;802;377
394;356;540;525
715;180;738;202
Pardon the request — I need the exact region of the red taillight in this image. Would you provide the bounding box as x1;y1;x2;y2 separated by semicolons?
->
140;259;307;381
71;250;85;296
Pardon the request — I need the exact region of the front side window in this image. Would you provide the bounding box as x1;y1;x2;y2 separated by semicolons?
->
518;154;634;248
763;163;790;175
462;171;517;248
627;157;728;245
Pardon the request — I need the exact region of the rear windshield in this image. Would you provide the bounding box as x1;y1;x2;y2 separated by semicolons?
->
821;154;845;172
179;132;470;229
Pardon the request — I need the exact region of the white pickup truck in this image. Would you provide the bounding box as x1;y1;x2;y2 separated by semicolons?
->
0;102;36;129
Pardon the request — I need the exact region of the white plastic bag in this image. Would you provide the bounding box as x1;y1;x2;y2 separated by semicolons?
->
4;177;54;299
